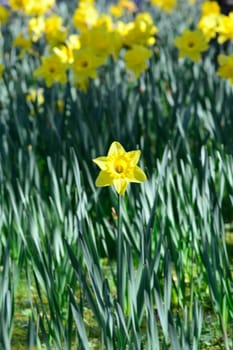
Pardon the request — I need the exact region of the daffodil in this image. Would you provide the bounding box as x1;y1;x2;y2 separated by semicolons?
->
9;0;54;15
217;54;233;84
79;28;117;61
9;0;25;11
13;33;32;58
93;141;147;195
151;0;176;13
201;1;220;16
123;12;158;47
0;5;10;25
124;44;152;78
44;14;68;46
173;29;208;62
72;2;99;31
24;0;55;16
33;55;68;87
109;4;124;18
198;13;221;42
53;34;81;64
71;47;104;90
28;16;45;42
217;13;233;44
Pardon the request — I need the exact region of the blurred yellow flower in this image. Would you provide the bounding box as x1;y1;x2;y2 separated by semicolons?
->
24;0;55;16
0;64;4;78
217;13;233;44
198;1;221;42
217;54;233;84
0;5;10;25
151;0;176;13
56;99;64;113
79;28;117;61
28;16;45;42
73;2;99;31
53;35;81;64
71;47;103;90
110;4;124;18
120;0;137;12
123;12;158;47
94;14;113;31
9;0;25;11
67;34;81;50
124;44;152;78
45;14;68;46
198;13;221;41
9;0;54;15
33;55;68;87
201;1;220;16
26;88;44;116
93;141;147;195
174;29;208;62
13;33;32;58
26;88;44;105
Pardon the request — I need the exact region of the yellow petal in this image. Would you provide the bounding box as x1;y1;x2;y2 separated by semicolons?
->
95;171;113;187
128;166;147;183
113;178;128;195
108;141;125;156
92;156;108;170
127;150;141;165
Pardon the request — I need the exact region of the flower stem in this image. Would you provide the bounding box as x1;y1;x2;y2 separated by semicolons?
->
117;194;125;311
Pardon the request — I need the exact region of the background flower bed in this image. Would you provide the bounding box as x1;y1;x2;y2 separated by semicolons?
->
1;0;233;349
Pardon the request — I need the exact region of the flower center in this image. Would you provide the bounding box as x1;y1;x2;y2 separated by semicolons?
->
115;164;124;173
187;41;195;48
114;158;127;174
81;60;88;68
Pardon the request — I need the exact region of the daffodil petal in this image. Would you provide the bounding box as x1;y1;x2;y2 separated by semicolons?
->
113;178;128;195
93;156;108;170
127;150;141;165
108;141;125;156
95;171;113;187
128;166;147;183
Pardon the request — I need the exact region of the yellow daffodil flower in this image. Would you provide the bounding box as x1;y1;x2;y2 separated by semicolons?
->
93;141;147;195
33;55;68;87
198;13;221;42
73;2;99;31
24;0;55;16
94;14;113;31
217;13;233;44
52;34;81;64
197;1;221;42
123;13;158;47
71;47;104;89
151;0;177;13
28;16;45;42
124;44;152;78
201;1;220;16
9;0;54;15
79;28;116;61
174;29;208;62
9;0;25;11
110;4;124;18
217;54;233;84
0;5;10;25
44;14;68;46
13;33;32;58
